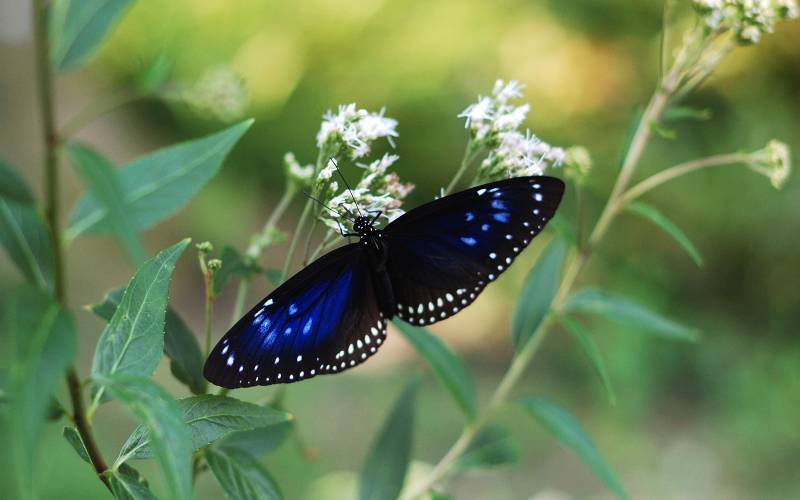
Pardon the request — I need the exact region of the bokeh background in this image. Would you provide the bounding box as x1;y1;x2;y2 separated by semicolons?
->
1;0;799;498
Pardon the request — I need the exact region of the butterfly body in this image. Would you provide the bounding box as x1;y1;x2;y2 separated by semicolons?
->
204;176;565;389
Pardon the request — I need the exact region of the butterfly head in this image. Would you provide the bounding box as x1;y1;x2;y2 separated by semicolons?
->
353;215;376;236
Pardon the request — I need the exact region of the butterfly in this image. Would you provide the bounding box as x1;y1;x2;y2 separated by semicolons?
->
204;175;565;388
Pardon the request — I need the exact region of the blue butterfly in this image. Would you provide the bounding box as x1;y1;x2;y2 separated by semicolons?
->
204;176;565;388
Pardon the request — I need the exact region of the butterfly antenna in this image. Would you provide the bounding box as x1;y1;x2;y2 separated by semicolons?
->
301;190;355;222
329;157;364;218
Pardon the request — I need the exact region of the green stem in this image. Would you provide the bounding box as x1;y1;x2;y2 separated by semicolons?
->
32;0;110;491
199;254;214;358
444;139;480;195
230;188;297;326
616;153;753;208
403;25;693;499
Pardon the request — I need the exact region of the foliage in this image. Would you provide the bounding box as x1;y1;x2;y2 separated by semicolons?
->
3;1;796;499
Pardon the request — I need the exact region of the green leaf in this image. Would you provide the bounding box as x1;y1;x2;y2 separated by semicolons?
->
512;238;567;350
626;201;703;267
0;287;76;499
108;463;157;500
564;288;699;342
205;447;283;500
663;105;711;122
0;198;54;291
66;143;147;264
96;374;192;500
0;161;34;204
63;427;91;464
453;425;519;471
558;316;616;405
68;120;253;238
49;0;135;72
119;395;291;460
213;245;260;295
359;380;418;500
265;269;282;287
91;239;189;405
648;120;677;140
136;52;173;93
518;396;628;500
393;321;476;419
218;420;293;456
88;287;206;394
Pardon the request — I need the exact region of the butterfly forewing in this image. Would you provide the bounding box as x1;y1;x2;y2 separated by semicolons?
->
383;176;564;326
204;244;387;388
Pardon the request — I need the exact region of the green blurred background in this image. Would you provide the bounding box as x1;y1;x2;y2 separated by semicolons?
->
1;0;799;498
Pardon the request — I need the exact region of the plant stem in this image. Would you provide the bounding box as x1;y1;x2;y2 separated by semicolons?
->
616;153;752;207
199;254;214;358
444;139;480;195
229;188;297;327
404;35;690;499
32;0;110;491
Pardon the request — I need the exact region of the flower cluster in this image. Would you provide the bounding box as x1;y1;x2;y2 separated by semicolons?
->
283;152;314;190
692;0;799;43
318;154;414;233
183;67;249;122
748;139;792;189
461;80;569;182
316;104;398;159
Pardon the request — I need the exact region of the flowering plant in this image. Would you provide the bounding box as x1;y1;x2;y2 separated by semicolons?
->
1;1;795;499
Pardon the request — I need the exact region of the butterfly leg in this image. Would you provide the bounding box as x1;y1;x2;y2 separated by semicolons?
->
368;210;382;224
336;220;359;238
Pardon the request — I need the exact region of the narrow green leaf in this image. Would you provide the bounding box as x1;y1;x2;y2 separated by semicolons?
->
68;120;253;238
564;288;699;342
66;143;147;264
558;316;616;405
547;213;576;246
206;447;283;500
48;0;135;71
0;287;76;499
213;245;260;295
393;321;476;419
649;120;677;140
88;287;206;395
359;380;418;500
96;374;192;500
512;238;567;350
663;105;711;122
626;201;703;267
136;52;173;93
91;239;189;404
119;395;291;460
453;425;519;471
63;427;91;464
218;420;293;456
518;396;628;500
0;198;54;291
0;161;34;203
109;463;157;500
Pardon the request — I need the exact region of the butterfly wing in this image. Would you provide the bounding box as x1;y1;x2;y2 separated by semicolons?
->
204;244;388;388
383;176;564;325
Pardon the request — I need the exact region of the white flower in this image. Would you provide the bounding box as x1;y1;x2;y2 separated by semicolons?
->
284;152;314;188
692;0;799;44
318;153;413;232
479;130;565;181
183;67;248;122
459;80;533;143
749;139;792;189
316;104;398;159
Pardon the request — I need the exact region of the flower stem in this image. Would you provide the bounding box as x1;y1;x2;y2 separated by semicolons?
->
199;254;215;358
231;188;297;326
444;139;480;195
616;152;752;207
60;88;142;138
32;0;110;491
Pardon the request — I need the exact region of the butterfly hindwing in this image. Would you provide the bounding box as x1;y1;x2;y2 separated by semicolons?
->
203;244;388;389
383;176;564;326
